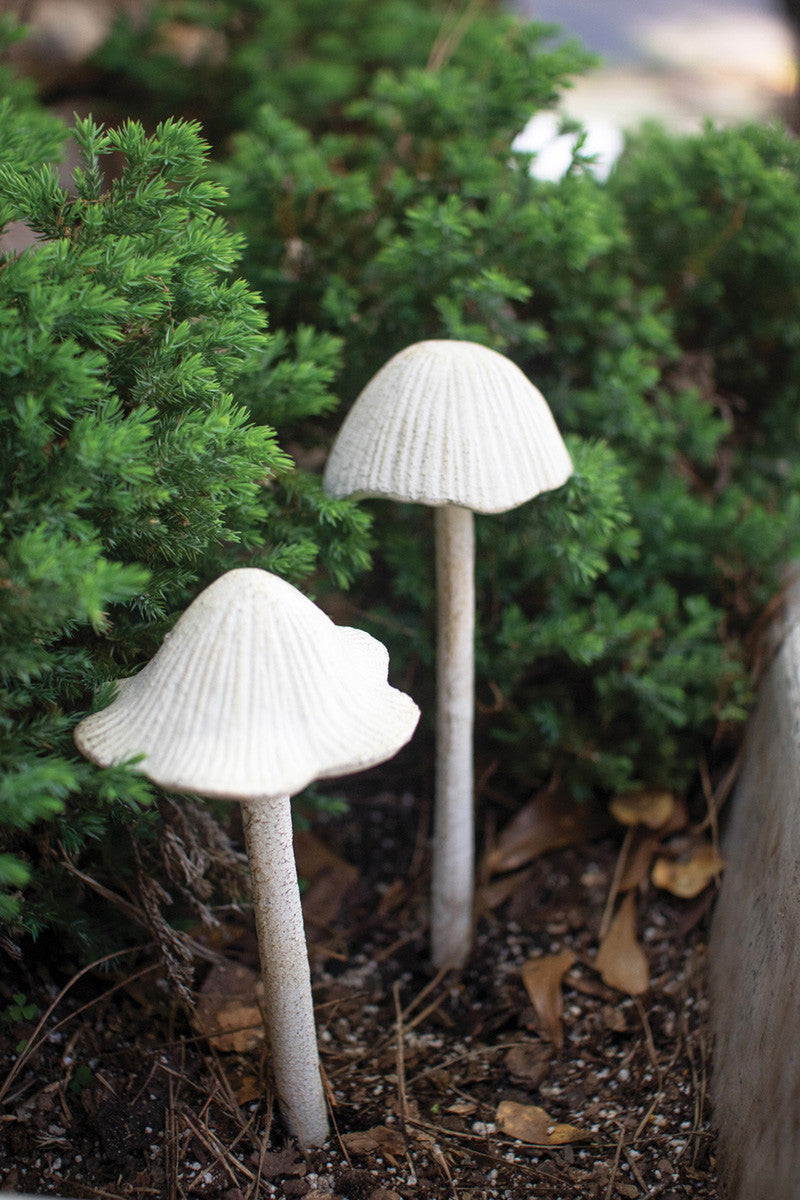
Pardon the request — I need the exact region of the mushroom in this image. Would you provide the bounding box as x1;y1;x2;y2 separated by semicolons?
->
73;568;420;1147
323;339;572;968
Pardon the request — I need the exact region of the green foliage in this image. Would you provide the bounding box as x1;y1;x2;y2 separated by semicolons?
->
2;991;37;1053
216;76;793;798
93;0;588;145
84;0;797;803
611;120;800;467
0;109;369;938
0;15;66;166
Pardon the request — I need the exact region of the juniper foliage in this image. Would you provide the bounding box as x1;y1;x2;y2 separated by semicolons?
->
0;110;369;939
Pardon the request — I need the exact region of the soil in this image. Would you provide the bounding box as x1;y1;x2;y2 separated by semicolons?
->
0;786;718;1200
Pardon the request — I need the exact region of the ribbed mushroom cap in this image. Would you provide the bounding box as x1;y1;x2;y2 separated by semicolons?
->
74;569;420;800
323;340;572;513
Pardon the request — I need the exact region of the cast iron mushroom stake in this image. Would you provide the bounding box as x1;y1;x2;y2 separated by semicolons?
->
323;339;572;969
73;568;420;1148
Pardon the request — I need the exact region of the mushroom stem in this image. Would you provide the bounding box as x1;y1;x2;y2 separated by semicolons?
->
431;503;476;969
241;797;329;1147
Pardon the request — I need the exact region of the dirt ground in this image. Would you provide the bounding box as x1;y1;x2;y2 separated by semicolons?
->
0;778;719;1200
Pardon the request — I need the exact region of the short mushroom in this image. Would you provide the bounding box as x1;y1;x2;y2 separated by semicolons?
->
73;567;420;1148
323;339;572;969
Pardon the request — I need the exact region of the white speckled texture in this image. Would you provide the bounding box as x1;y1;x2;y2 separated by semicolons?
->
242;797;330;1147
74;568;420;799
323;339;572;513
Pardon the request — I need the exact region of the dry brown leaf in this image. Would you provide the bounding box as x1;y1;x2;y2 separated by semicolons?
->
496;1100;586;1146
294;829;358;929
341;1125;406;1159
294;828;356;880
445;1099;477;1116
193;962;264;1052
483;786;609;876
520;950;575;1050
235;1074;262;1105
651;844;724;898
504;1042;552;1088
477;866;535;913
259;1146;306;1179
610;787;676;830
595;892;649;996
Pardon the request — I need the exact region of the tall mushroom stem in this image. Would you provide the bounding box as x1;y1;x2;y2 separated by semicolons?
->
241;797;329;1147
431;503;476;969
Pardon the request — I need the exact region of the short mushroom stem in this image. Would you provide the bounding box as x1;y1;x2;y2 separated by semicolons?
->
241;797;329;1148
431;503;476;969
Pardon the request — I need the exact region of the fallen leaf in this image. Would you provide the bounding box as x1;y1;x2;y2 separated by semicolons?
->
294;828;356;880
601;1004;628;1034
294;830;358;930
193;963;264;1052
259;1146;306;1179
235;1074;262;1105
504;1042;552;1088
520;949;575;1050
445;1099;477;1116
610;787;675;830
496;1100;586;1146
651;844;724;898
483;786;609;876
477;866;535;913
342;1125;406;1160
377;877;407;916
595;892;649;996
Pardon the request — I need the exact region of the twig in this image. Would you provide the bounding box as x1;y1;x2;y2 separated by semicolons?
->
247;1090;277;1200
373;931;419;963
399;964;452;1024
428;0;487;71
165;1063;180;1200
693;749;741;836
328;966;452;1078
181;1108;252;1189
407;1040;537;1087
623;1142;648;1191
632;998;665;1144
0;946;154;1105
604;1122;628;1200
329;1090;352;1168
599;826;634;941
393;978;416;1181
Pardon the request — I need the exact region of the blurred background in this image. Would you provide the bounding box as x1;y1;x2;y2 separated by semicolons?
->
3;0;798;134
514;0;797;129
3;0;798;210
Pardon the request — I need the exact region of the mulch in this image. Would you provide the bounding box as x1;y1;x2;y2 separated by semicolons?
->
0;787;718;1200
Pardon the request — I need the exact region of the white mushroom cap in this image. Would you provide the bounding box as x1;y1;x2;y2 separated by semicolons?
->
323;340;572;513
74;568;420;800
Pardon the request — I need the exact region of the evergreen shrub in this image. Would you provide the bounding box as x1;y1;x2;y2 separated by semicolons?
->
87;0;799;807
5;1;800;945
0;107;369;943
611;120;800;468
209;34;798;801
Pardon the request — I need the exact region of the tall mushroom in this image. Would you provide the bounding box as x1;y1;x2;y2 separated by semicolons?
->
323;339;572;969
73;568;420;1148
